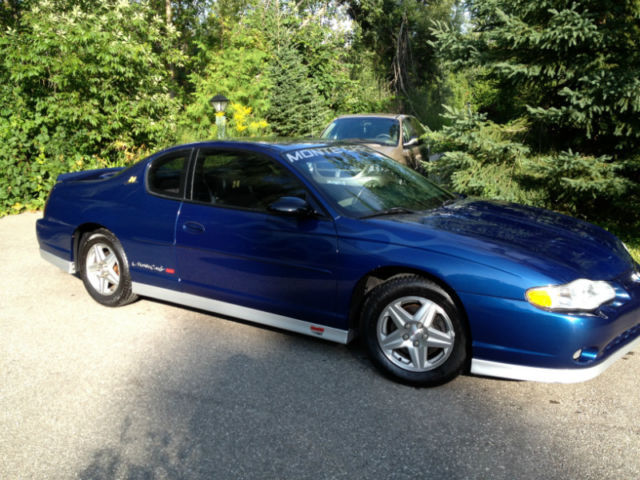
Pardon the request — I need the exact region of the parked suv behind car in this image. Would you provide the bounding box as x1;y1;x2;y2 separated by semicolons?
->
320;114;428;168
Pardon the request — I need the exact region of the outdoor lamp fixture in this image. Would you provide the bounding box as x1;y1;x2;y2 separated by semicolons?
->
210;94;230;139
210;94;229;113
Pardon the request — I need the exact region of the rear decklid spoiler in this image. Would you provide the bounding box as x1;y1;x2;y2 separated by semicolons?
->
56;167;125;183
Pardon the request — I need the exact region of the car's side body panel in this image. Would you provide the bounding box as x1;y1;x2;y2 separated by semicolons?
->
37;214;76;262
176;201;343;327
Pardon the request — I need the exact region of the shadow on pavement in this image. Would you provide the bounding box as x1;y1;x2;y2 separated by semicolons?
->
74;311;597;480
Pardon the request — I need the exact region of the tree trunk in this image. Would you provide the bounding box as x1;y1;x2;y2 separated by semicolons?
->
165;0;172;26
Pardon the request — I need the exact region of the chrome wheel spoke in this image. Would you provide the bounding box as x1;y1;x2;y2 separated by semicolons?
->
97;276;108;295
413;301;437;327
407;344;428;370
106;270;119;286
387;302;412;329
105;253;117;269
380;329;407;351
426;327;454;349
92;244;106;262
87;263;100;274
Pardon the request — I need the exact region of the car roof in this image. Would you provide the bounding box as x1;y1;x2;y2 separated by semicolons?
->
156;139;344;156
329;113;409;121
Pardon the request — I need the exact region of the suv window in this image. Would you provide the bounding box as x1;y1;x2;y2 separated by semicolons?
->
192;150;306;211
147;150;190;198
409;117;425;137
402;118;417;144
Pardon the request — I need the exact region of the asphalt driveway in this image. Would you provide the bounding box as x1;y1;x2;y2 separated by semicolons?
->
1;212;639;479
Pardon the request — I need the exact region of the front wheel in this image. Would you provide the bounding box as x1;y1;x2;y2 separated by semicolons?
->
78;229;137;307
361;276;468;386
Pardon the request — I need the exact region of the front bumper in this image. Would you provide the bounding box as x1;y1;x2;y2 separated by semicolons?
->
462;268;640;382
471;334;640;383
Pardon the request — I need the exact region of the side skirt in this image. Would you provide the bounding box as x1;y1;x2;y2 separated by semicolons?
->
40;248;76;274
132;282;354;345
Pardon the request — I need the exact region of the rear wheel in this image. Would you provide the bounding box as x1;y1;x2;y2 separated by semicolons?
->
361;276;468;386
79;229;137;307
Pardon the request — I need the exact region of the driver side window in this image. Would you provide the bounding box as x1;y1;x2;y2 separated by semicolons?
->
402;120;416;145
191;150;306;211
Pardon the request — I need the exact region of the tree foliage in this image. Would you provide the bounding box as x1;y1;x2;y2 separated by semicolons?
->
430;0;640;230
425;108;631;216
343;0;464;125
176;10;272;141
2;0;638;242
266;40;331;137
0;0;183;213
0;0;395;214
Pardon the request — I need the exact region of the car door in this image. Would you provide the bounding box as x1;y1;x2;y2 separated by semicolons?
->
175;148;343;328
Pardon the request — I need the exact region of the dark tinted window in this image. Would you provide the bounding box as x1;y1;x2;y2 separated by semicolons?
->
192;150;306;211
147;151;189;198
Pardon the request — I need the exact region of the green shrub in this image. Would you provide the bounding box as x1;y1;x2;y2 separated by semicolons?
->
0;0;182;215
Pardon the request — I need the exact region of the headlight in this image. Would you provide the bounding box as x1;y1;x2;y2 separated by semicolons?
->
526;278;616;311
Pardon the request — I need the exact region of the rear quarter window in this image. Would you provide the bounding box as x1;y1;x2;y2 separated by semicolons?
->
147;151;190;198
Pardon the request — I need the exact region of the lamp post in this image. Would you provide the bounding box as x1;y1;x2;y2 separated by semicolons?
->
210;94;230;139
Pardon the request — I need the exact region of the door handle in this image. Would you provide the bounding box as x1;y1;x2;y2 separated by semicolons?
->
182;221;205;234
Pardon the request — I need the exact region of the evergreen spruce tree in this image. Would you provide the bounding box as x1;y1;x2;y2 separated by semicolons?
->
266;41;330;138
430;0;640;226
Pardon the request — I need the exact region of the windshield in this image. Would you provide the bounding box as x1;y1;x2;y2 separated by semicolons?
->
320;117;400;147
283;146;454;218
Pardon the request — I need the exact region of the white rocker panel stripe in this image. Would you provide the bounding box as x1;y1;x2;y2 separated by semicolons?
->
132;282;354;345
40;248;76;274
471;334;640;383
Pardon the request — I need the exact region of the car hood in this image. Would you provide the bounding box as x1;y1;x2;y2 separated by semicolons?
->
382;199;633;282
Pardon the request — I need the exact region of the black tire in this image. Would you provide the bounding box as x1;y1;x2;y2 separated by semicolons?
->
360;275;468;387
78;229;137;307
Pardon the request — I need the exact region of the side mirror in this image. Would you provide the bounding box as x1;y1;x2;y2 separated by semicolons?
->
268;196;312;216
403;137;420;148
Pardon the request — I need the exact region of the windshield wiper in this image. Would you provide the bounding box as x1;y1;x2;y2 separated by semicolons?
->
359;207;416;219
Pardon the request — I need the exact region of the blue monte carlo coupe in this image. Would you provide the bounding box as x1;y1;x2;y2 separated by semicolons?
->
37;141;640;386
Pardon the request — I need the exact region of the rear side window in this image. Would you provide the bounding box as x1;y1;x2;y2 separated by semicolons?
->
147;151;190;198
